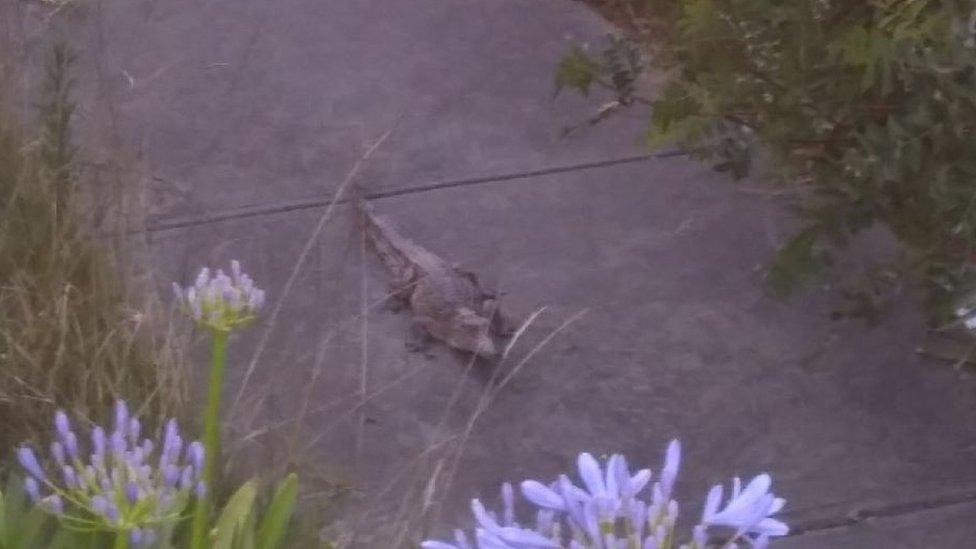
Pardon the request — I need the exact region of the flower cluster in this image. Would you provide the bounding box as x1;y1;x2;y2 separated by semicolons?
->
16;401;205;546
423;440;788;549
172;260;266;332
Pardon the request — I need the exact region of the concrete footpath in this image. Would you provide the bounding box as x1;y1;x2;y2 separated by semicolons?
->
4;0;976;546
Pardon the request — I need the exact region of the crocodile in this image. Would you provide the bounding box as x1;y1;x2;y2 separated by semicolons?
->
355;197;511;358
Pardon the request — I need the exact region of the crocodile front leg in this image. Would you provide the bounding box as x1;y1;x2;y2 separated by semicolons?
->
406;314;437;357
385;264;418;313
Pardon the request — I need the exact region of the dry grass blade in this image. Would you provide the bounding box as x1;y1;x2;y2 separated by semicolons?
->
0;44;188;454
229;119;401;418
419;309;587;532
356;215;370;454
380;308;587;548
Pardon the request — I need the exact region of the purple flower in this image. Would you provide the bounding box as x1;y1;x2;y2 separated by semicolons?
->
162;465;180;488
54;411;71;439
424;440;789;549
520;481;565;511
14;400;205;539
105;501;120;525
62;466;78;489
179;466;195;491
63;431;79;461
126;482;140;505
91;495;109;515
174;261;265;331
41;495;63;515
129;418;141;445
659;440;680;499
91;426;107;461
17;447;45;481
702;474;788;538
114;401;129;436
470;499;560;548
187;441;204;473
110;430;127;456
23;477;40;502
160;419;181;467
502;482;516;527
421;542;461;549
51;441;66;467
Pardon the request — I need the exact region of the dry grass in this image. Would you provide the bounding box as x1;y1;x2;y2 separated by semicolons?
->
0;44;189;457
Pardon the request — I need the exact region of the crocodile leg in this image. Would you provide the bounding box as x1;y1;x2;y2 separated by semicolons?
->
385;265;418;313
406;314;436;356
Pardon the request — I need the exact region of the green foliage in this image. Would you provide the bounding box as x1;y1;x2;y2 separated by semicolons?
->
0;479;49;549
256;474;299;549
554;37;644;104
212;481;256;549
210;475;299;549
0;479;87;549
0;474;299;549
765;228;828;298
555;47;599;96
561;0;976;319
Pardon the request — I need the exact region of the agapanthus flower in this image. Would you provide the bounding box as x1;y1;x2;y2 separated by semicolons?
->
16;401;204;546
172;259;265;332
422;484;560;549
700;475;788;540
423;440;789;549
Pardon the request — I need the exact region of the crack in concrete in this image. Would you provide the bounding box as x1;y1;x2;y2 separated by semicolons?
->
785;487;976;538
142;149;686;233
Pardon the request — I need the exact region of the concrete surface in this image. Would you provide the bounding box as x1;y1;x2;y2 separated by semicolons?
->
778;501;976;548
4;0;976;547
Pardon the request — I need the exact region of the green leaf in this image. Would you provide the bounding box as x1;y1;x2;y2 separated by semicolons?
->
1;477;47;549
766;228;827;298
213;481;257;549
47;529;96;549
0;487;6;548
554;47;598;97
239;507;256;549
256;474;299;549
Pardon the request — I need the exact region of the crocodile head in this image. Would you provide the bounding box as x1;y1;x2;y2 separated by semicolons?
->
449;308;497;358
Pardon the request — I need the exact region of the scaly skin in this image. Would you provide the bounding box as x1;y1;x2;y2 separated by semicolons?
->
357;199;509;358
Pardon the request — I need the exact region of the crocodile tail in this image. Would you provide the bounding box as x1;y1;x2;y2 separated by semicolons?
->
357;201;413;276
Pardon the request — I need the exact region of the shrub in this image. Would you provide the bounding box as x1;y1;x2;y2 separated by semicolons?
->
560;0;976;321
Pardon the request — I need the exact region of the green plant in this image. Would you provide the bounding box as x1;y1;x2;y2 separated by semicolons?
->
0;472;299;549
0;479;60;549
0;43;188;455
209;474;298;549
8;399;298;549
15;401;204;549
172;264;266;549
560;0;976;321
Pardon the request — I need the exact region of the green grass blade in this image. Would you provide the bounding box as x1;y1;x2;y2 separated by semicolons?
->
0;487;7;547
256;474;298;549
212;481;256;549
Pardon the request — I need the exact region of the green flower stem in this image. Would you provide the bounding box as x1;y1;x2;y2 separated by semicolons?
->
113;531;128;549
190;328;230;549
